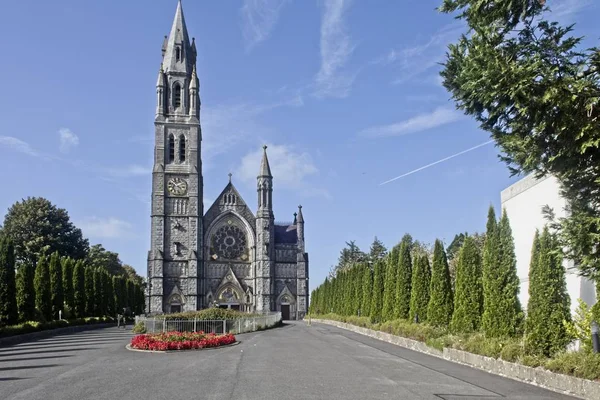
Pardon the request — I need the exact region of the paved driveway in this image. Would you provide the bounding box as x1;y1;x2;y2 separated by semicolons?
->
0;321;579;400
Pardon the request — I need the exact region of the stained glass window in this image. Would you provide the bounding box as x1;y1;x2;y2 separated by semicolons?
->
211;224;246;260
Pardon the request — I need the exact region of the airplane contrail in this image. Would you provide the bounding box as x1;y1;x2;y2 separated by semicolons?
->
379;140;495;186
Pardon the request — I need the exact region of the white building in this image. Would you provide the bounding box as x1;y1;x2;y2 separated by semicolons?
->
500;174;597;314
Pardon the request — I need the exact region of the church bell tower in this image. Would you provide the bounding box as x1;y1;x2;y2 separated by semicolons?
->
148;0;203;313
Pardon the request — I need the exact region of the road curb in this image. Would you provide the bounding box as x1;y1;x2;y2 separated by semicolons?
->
314;319;600;400
0;323;118;348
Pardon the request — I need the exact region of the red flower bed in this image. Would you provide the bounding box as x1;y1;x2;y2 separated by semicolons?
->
130;331;236;351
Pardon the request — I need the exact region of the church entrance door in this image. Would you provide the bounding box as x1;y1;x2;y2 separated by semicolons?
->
281;304;290;320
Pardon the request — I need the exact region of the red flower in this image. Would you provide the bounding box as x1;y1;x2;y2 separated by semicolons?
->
130;331;236;351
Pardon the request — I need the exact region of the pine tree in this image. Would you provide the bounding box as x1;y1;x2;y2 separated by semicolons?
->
0;236;18;325
16;262;36;321
49;252;63;320
72;260;85;318
360;265;372;317
394;239;412;320
34;255;52;321
526;227;571;356
370;260;384;322
427;239;454;326
450;236;483;333
62;257;74;311
84;266;94;316
382;247;399;321
409;254;431;323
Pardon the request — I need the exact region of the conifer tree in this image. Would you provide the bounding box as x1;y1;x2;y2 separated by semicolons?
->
72;260;85;318
0;236;18;325
62;257;74;311
394;238;412;319
354;264;364;316
113;275;122;315
16;262;36;321
382;246;399;321
84;266;94;316
526;227;571;356
93;268;102;316
450;236;483;332
127;279;135;311
34;255;52;321
105;272;115;316
409;254;431;323
360;264;372;317
427;239;454;326
370;260;384;322
49;251;63;319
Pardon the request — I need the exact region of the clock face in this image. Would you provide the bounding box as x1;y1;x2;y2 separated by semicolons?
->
167;177;187;196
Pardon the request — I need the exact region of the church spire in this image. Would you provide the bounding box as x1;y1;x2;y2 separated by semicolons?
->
259;145;272;178
162;0;194;74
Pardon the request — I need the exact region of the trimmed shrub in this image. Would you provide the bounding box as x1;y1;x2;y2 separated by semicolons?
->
451;236;483;333
427;239;453;327
394;239;412;320
409;254;431;323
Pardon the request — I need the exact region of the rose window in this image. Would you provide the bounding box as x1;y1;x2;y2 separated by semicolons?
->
212;225;246;260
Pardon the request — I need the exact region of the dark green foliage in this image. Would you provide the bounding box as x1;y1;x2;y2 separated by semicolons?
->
382;245;399;321
329;241;366;278
394;239;412;319
409;254;431;323
113;276;123;315
526;227;571;356
370;260;384;323
439;0;600;277
34;255;52;321
360;265;372;317
93;268;102;316
451;236;483;333
0;236;18;325
1;197;88;266
106;272;115;316
427;240;453;326
482;209;523;337
369;236;388;263
16;262;36;321
84;267;94;316
86;244;124;277
72;261;85;318
126;279;134;310
61;257;74;310
49;252;63;320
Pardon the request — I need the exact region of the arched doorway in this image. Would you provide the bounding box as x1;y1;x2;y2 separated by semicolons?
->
216;286;244;311
168;294;183;313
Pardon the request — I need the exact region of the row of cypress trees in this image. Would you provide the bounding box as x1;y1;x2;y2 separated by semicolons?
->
310;206;572;356
0;236;144;326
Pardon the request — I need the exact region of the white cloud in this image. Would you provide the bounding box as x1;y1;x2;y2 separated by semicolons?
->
78;217;134;239
105;164;151;178
314;0;356;98
359;107;462;138
0;136;39;156
240;0;290;51
58;128;79;154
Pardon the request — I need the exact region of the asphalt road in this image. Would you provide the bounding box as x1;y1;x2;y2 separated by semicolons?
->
0;321;579;400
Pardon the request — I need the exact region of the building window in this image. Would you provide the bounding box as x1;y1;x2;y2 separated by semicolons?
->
173;83;181;108
176;47;181;61
168;134;175;163
179;135;186;163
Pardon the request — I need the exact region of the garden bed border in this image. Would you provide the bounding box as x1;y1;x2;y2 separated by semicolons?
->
314;319;600;400
126;340;239;354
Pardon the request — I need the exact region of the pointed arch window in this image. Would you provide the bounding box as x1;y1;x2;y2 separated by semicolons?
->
173;83;182;109
168;134;175;163
175;47;181;61
179;134;186;163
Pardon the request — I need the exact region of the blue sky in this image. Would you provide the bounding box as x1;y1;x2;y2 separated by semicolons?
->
0;0;597;292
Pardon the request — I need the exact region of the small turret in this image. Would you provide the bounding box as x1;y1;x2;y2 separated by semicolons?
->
156;65;166;116
257;145;273;218
189;64;199;117
297;205;305;251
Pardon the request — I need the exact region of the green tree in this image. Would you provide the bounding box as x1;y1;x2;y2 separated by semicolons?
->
16;262;36;321
427;240;454;326
450;236;483;333
382;247;398;321
0;236;18;325
329;241;367;278
370;260;384;323
409;254;431;323
446;232;467;284
369;237;388;263
72;260;85;318
439;0;600;277
394;237;412;320
93;268;102;316
86;244;124;276
121;264;143;286
105;272;115;316
84;266;94;316
62;257;74;311
1;197;88;266
360;265;372;317
526;227;571;356
49;252;63;320
34;255;52;321
113;276;122;315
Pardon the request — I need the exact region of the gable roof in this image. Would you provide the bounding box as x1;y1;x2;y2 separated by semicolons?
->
274;223;297;244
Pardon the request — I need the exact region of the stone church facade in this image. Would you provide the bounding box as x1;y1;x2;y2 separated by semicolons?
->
146;1;309;320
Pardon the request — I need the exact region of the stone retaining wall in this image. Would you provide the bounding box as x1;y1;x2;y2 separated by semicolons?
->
314;319;600;400
0;323;116;347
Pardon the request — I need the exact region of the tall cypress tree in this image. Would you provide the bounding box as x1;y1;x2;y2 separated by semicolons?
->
49;252;63;319
526;227;571;356
481;206;499;336
113;275;122;315
62;257;74;311
84;266;95;316
360;265;372;317
382;247;399;321
409;254;431;323
105;272;115;316
16;262;36;321
427;239;454;326
93;268;102;316
450;236;483;333
394;237;412;320
370;260;384;322
72;260;85;318
34;255;52;321
0;236;18;325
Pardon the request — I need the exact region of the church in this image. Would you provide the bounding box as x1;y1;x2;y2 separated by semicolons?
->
146;1;309;320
